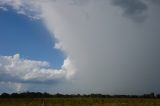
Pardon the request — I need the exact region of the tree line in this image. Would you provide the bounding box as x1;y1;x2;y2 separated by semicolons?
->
0;92;160;98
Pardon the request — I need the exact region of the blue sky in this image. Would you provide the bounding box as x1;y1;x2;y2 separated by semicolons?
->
0;9;64;69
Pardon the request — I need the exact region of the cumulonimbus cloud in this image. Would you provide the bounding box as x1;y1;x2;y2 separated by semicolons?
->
0;54;75;83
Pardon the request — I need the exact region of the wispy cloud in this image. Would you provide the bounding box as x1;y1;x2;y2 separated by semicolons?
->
0;6;8;11
0;0;41;19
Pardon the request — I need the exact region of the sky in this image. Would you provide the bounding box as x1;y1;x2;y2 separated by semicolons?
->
0;0;160;94
0;9;64;69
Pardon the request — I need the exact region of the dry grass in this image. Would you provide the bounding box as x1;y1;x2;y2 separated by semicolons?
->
0;98;160;106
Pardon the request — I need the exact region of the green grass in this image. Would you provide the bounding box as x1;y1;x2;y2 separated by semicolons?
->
0;98;160;106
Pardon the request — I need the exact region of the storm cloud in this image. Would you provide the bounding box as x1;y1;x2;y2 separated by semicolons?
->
111;0;148;22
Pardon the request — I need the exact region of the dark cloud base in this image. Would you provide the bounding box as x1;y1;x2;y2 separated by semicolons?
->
111;0;159;22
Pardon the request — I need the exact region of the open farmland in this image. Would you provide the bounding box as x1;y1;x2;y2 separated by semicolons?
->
0;98;160;106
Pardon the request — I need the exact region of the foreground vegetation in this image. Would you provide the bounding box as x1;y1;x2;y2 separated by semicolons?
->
1;92;160;106
0;97;160;106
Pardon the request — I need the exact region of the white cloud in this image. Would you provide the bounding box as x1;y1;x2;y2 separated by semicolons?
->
0;0;41;19
0;54;75;83
0;6;8;11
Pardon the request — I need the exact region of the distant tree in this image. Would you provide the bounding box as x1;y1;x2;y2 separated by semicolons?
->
156;94;160;98
1;93;10;98
0;92;158;98
55;93;64;97
150;92;155;98
142;92;155;98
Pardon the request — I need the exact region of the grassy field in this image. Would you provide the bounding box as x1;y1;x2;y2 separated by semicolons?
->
0;98;160;106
